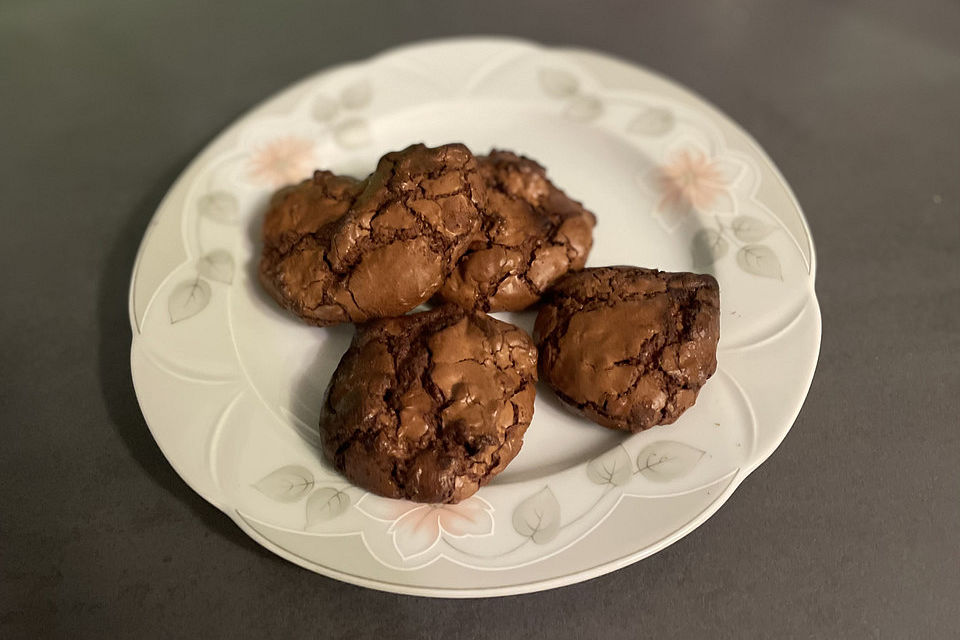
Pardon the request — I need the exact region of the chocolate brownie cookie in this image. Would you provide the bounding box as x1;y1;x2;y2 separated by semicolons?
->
437;150;596;312
259;143;485;326
261;170;363;256
534;267;719;432
320;305;538;503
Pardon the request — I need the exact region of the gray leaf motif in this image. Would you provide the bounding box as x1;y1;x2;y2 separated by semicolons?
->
627;107;675;136
311;94;339;122
253;465;315;503
691;228;729;268
637;441;705;483
586;445;632;486
340;80;372;109
333;118;371;149
197;191;238;224
168;278;210;324
731;216;775;242
512;486;561;544
737;244;782;280
305;487;350;528
538;68;579;98
197;250;234;284
564;94;603;122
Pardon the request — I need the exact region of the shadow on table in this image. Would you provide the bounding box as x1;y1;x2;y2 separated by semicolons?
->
95;152;273;561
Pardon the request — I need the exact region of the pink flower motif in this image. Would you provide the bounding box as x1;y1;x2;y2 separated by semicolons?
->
357;495;494;559
656;149;729;215
249;136;315;186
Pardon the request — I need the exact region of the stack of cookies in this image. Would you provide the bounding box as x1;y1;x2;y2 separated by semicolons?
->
259;143;720;504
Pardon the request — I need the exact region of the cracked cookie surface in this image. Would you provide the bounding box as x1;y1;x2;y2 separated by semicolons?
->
437;150;596;312
319;305;538;503
259;143;485;326
534;267;720;432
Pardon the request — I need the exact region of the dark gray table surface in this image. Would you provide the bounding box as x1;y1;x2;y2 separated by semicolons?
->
3;0;959;637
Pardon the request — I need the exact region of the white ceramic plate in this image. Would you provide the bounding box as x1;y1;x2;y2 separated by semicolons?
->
129;37;820;597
